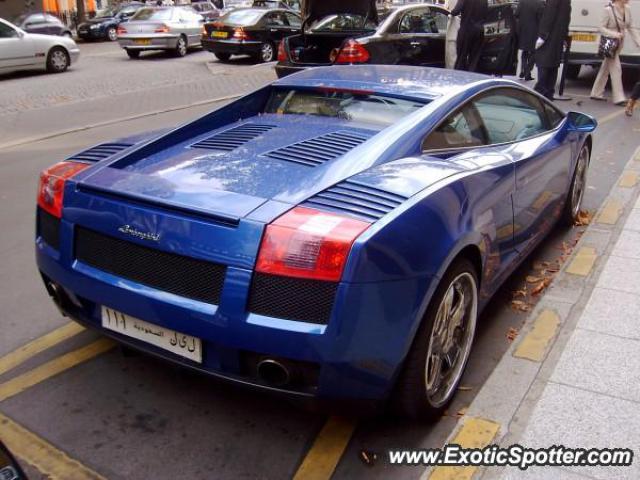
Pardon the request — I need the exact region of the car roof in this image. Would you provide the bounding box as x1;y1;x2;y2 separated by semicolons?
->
273;65;489;100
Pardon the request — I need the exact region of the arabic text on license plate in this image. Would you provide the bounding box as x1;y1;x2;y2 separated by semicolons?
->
212;31;228;38
101;306;202;363
572;33;596;42
134;38;151;45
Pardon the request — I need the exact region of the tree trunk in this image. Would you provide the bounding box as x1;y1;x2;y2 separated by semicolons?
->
76;0;86;24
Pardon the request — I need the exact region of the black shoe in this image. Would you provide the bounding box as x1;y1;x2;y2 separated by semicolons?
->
524;76;534;81
519;72;525;79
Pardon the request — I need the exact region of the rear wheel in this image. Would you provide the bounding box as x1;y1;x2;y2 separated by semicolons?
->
106;27;118;42
214;52;231;62
393;259;479;420
175;36;188;57
561;142;590;226
256;41;275;63
46;47;69;73
126;49;140;59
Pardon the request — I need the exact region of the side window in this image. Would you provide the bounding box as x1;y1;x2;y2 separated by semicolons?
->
45;14;61;24
474;89;548;144
543;102;565;129
422;104;486;151
0;22;18;38
266;12;286;26
399;8;433;33
430;9;449;33
285;12;301;27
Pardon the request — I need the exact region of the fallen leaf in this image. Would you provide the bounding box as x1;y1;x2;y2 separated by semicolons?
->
526;275;542;284
458;386;472;391
574;210;592;227
510;300;531;312
507;327;519;341
456;407;468;417
512;288;527;298
531;282;545;296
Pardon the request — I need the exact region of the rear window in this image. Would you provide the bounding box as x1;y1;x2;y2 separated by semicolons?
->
131;8;174;21
221;9;264;25
264;88;426;127
310;14;377;32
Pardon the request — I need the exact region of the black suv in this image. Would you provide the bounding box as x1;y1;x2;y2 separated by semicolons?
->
77;2;144;41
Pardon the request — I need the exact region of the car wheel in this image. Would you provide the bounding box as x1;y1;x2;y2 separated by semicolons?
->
257;42;275;63
562;142;590;226
214;52;232;62
46;47;69;73
393;258;478;420
126;49;140;59
107;27;118;42
175;36;188;57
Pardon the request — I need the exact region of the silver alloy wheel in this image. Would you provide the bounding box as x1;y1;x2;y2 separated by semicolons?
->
107;27;117;41
261;42;274;62
177;37;187;56
570;146;589;219
50;50;68;72
425;272;478;407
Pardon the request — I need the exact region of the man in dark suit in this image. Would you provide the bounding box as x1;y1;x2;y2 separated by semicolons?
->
534;0;572;100
516;0;544;80
451;0;489;72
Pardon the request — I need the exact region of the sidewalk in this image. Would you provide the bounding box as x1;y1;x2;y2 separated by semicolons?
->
426;147;640;480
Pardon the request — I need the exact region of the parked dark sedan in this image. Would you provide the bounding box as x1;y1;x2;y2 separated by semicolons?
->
77;2;144;41
275;0;517;78
14;13;72;37
202;8;301;62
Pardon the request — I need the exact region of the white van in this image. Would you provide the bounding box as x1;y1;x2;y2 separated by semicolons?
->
568;0;640;77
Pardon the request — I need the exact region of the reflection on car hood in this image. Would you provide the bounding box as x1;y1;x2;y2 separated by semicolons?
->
301;0;377;25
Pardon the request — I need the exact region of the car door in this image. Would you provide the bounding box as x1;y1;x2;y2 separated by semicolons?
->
476;3;518;76
283;12;302;36
44;15;63;35
0;22;36;70
264;11;290;44
421;102;518;287
23;14;49;35
395;7;445;66
472;88;573;255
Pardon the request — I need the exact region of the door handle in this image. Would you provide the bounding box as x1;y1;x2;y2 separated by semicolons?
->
410;41;421;47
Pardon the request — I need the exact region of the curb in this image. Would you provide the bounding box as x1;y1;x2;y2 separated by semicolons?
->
422;145;640;480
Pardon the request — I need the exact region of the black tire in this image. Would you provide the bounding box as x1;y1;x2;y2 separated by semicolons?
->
255;41;275;63
393;258;479;420
565;64;581;80
46;47;69;73
62;30;73;38
175;35;188;57
214;52;232;62
561;142;590;226
126;49;140;59
106;26;118;42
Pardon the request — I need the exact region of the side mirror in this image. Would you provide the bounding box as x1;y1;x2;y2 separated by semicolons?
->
566;111;597;133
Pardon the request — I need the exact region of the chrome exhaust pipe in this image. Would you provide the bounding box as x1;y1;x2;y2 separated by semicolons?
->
256;358;291;387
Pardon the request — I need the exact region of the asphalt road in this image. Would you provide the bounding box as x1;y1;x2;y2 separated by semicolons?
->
0;41;639;480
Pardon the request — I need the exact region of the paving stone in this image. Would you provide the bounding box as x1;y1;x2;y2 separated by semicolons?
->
579;287;640;340
611;230;640;259
626;208;640;231
596;256;640;296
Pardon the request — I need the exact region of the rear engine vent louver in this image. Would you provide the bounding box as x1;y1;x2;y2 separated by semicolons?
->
190;124;276;151
264;130;373;167
303;180;409;222
67;142;133;162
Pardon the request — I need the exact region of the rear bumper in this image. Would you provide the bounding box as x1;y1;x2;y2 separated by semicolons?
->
201;38;263;56
77;28;105;40
117;35;179;50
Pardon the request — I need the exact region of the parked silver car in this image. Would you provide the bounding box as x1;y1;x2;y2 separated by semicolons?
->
117;6;204;58
0;18;79;75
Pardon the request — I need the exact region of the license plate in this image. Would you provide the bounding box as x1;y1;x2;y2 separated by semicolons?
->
101;306;202;363
134;39;151;45
212;31;228;38
571;33;597;42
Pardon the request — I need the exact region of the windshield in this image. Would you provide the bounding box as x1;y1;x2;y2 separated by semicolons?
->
310;14;377;32
95;7;118;18
221;9;264;25
264;88;426;127
131;8;174;21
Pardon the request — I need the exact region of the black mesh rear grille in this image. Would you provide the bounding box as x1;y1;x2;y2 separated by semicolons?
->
75;227;225;305
37;207;60;250
248;273;338;325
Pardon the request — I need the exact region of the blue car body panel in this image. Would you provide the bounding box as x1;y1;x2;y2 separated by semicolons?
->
36;66;594;403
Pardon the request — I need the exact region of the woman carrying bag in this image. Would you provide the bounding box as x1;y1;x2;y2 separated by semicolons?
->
590;0;640;105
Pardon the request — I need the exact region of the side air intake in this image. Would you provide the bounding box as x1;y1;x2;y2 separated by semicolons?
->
67;143;133;162
190;124;276;151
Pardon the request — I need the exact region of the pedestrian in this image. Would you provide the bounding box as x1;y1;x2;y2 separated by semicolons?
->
534;0;572;100
516;0;544;81
626;81;640;116
590;0;640;105
445;0;461;69
451;0;488;72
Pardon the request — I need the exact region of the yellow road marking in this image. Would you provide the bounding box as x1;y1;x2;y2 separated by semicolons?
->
0;338;114;403
619;171;639;188
0;322;85;377
513;310;560;362
293;416;356;480
0;411;105;480
597;198;624;225
429;417;500;480
566;246;597;276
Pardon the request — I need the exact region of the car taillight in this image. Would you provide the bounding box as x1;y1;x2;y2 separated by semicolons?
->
116;26;127;35
255;207;370;282
233;27;250;40
277;40;287;62
37;162;90;219
154;24;170;33
335;39;370;64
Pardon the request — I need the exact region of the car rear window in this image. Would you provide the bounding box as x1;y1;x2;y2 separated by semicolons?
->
132;8;174;21
221;9;264;25
264;88;427;127
310;14;377;32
